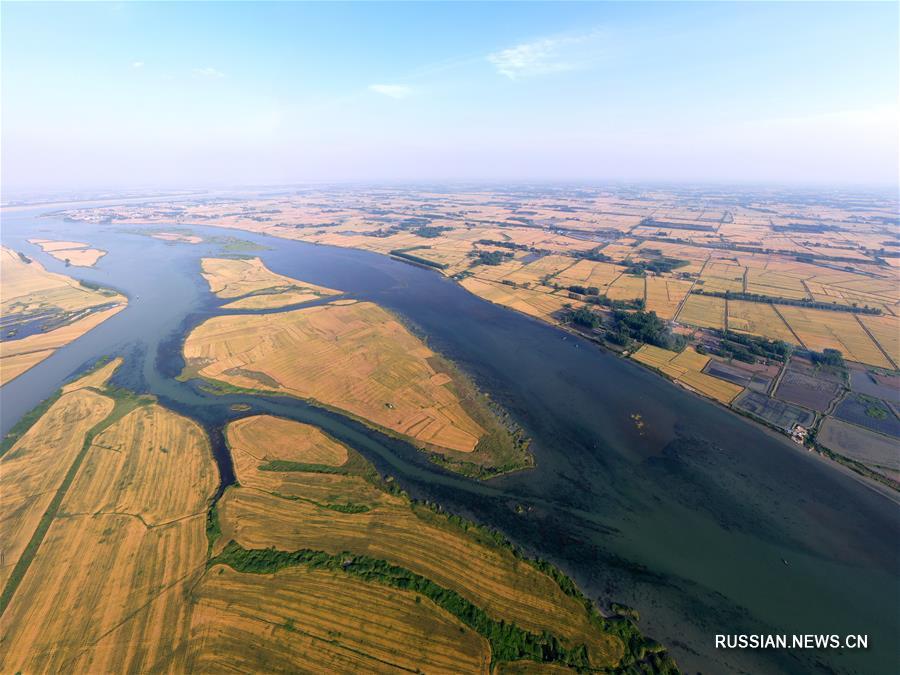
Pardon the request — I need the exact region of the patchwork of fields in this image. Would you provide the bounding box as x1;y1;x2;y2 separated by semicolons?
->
184;295;531;476
201;256;339;309
631;345;744;404
207;414;651;671
0;246;127;385
0;368;675;672
0;361;217;673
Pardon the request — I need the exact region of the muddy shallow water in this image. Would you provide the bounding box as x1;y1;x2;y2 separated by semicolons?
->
2;206;897;674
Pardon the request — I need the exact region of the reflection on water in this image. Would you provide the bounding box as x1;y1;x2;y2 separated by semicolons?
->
1;209;897;675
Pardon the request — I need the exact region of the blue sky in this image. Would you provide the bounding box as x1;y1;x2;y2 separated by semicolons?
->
2;2;897;190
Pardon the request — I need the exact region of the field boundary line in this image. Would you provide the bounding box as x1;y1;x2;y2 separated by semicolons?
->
771;304;805;347
853;314;897;369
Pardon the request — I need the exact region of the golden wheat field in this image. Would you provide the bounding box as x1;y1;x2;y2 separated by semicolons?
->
0;246;127;384
217;487;622;666
1;513;208;673
201;256;339;308
676;294;726;330
631;345;743;403
697;262;744;294
461;277;579;322
606;274;646;302
0;387;114;589
213;414;624;669
857;315;900;369
499;255;576;287
777;306;892;368
188;564;492;674
1;305;126;385
725;300;797;343
745;269;809;300
183;301;486;454
60;357;123;393
228;414;349;467
550;259;623;292
0;381;218;674
63;404;217;524
27;239;106;267
224;416;389;511
645;277;694;320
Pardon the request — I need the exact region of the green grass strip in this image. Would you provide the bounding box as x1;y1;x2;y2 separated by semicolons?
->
211;541;591;670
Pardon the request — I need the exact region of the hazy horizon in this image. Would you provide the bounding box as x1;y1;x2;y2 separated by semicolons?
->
3;2;898;192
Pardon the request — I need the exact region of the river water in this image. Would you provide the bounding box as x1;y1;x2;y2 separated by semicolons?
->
1;205;897;674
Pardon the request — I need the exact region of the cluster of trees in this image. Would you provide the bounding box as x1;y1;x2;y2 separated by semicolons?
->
810;348;845;368
639;217;716;232
625;257;687;275
390;248;448;270
564;286;644;310
607;309;684;350
574;293;645;311
571;307;602;329
213;542;593;668
575;247;613;262
414;225;452;238
693;289;882;315
474;250;514;266
258;459;349;474
476;238;530;251
704;332;792;363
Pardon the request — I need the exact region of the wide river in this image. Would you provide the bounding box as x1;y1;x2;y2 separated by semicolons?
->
2;204;897;674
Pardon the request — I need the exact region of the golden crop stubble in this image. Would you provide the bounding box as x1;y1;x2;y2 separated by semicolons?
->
184;301;486;454
0;403;218;674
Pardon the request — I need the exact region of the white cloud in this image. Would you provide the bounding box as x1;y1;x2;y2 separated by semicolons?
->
488;31;603;80
192;66;225;79
131;61;144;69
368;83;412;99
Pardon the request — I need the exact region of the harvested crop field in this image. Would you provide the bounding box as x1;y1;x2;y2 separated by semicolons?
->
551;259;622;291
213;415;626;670
676;294;725;330
184;301;486;454
777;306;891;369
224;415;388;504
0;246;127;384
858;315;900;369
644;277;694;320
606;274;645;302
0;384;114;589
631;345;743;404
201;256;339;309
461;277;578;323
1;513;208;673
726;300;796;343
216;487;623;664
61;357;123;393
0;378;218;673
228;414;348;467
188;564;491;673
63;404;218;523
28;239;106;267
